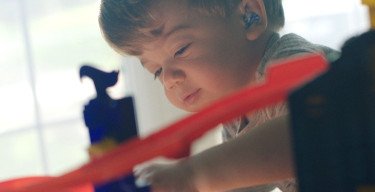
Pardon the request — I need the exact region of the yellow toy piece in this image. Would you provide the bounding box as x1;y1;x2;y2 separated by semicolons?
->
87;138;118;159
363;0;375;28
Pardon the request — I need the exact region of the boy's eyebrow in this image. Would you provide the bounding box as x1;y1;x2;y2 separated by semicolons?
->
150;23;191;38
149;24;164;37
140;23;192;67
165;23;191;37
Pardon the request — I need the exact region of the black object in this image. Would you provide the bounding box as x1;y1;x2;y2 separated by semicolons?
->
80;65;149;192
289;30;375;191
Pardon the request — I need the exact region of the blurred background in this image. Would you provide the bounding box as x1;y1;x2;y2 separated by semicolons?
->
0;0;370;181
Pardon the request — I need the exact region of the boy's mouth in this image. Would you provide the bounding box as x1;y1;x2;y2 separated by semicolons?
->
183;89;201;105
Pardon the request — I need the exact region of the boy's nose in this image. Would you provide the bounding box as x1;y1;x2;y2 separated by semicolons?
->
162;67;186;90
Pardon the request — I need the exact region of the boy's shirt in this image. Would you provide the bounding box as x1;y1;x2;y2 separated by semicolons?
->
222;33;339;192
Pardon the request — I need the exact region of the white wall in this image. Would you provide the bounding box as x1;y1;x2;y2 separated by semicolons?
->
282;0;369;50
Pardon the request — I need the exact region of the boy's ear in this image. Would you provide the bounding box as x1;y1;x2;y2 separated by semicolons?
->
239;0;268;41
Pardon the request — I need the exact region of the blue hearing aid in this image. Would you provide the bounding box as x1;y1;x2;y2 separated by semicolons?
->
243;12;260;29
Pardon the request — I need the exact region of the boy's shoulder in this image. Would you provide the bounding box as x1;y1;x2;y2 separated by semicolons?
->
258;33;339;74
276;33;338;56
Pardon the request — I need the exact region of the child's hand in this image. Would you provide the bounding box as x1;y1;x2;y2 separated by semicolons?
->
134;157;198;192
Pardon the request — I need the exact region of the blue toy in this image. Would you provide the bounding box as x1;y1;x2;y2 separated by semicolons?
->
79;65;150;192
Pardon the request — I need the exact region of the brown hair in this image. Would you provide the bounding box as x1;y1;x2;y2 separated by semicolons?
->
99;0;285;55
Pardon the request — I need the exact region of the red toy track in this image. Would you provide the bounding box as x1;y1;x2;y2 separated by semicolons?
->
2;54;328;192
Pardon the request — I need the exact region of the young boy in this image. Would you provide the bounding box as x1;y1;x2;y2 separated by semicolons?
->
99;0;338;191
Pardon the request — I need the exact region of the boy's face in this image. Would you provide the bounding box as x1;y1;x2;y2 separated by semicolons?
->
138;0;260;112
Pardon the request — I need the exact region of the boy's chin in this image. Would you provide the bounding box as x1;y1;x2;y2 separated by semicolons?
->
176;104;200;113
181;106;200;113
180;102;212;113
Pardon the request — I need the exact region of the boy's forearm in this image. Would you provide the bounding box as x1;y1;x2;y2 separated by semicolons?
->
189;115;295;192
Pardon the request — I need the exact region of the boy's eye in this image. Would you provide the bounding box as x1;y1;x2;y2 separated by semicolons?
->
174;43;191;58
154;68;163;80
